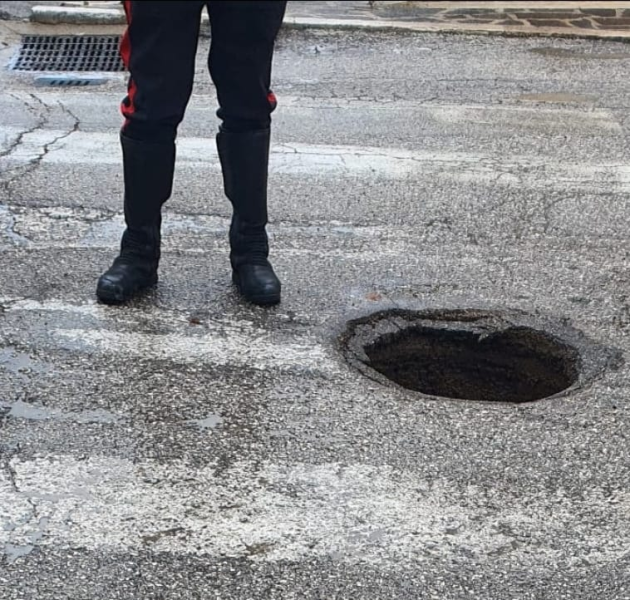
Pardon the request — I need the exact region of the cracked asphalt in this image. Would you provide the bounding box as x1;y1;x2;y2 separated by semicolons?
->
0;20;629;600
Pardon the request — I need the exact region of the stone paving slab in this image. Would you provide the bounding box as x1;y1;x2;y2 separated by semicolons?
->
373;1;630;33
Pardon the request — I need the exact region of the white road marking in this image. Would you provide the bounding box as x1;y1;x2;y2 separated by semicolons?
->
0;127;627;188
51;328;339;372
0;297;333;372
1;455;628;567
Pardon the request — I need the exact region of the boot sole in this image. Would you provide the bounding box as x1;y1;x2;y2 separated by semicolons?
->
232;272;281;306
246;293;281;306
96;275;158;305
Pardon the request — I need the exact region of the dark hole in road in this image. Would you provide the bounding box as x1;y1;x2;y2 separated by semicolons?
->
11;35;124;72
364;326;578;402
342;310;586;403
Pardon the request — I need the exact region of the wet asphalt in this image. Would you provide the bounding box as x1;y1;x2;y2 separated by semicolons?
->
0;21;629;600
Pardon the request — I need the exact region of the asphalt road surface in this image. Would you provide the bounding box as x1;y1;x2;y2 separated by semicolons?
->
0;22;629;600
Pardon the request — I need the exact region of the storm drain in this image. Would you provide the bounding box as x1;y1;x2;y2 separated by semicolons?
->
11;35;124;72
341;309;619;403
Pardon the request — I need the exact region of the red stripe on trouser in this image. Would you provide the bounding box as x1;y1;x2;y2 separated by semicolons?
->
267;91;277;111
120;0;137;124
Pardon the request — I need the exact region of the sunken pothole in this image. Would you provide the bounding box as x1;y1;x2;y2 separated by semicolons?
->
364;324;576;402
341;309;620;403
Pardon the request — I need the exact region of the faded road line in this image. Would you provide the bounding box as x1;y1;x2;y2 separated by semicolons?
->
2;455;628;567
1;128;629;189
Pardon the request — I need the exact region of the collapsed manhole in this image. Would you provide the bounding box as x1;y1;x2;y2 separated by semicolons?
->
341;309;621;403
11;35;124;72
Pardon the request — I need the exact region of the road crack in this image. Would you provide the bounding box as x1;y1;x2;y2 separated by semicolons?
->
0;95;47;161
2;453;39;523
1;95;80;211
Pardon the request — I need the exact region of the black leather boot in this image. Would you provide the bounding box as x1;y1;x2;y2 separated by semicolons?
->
96;134;175;305
216;128;281;306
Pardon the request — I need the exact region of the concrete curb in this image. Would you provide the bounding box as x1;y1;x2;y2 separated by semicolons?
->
31;6;126;26
29;4;630;42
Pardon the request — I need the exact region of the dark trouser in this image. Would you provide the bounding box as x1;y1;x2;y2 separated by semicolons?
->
119;0;287;141
98;0;285;306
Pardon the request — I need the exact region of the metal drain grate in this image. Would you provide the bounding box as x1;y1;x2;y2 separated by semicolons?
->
11;35;125;72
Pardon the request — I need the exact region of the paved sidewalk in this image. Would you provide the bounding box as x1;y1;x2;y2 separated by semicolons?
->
5;1;630;39
373;1;630;33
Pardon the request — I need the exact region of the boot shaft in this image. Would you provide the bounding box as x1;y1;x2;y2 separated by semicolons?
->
216;128;270;228
121;133;176;229
216;129;272;266
119;134;176;262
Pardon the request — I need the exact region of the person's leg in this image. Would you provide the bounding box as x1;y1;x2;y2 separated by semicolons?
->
97;0;203;304
207;0;287;306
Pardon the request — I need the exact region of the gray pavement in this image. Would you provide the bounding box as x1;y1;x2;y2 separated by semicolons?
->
12;1;630;40
0;1;376;22
0;21;630;600
0;0;62;20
